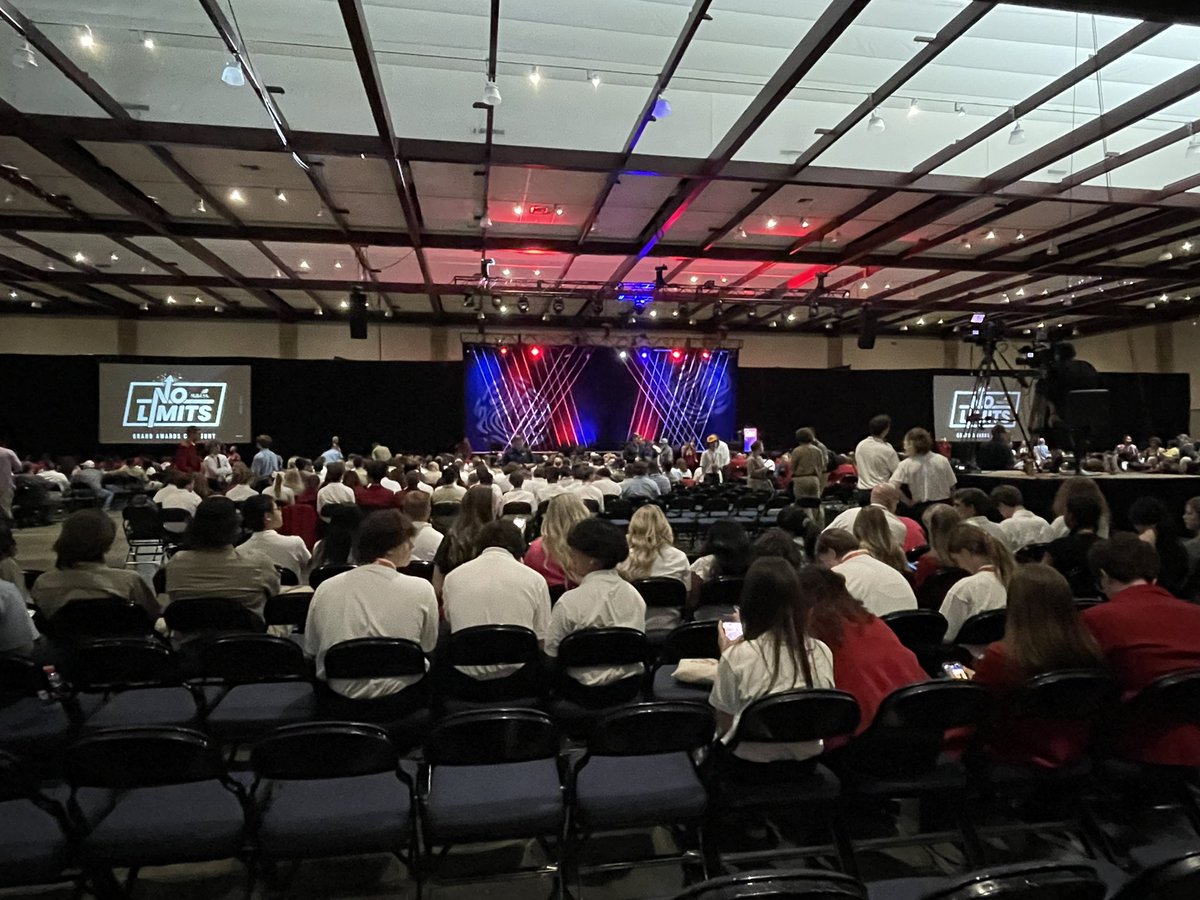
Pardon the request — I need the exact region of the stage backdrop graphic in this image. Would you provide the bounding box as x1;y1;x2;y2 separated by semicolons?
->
932;374;1032;442
465;344;737;450
98;363;251;444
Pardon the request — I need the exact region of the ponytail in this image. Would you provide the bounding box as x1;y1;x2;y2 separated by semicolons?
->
947;523;1016;586
272;472;284;499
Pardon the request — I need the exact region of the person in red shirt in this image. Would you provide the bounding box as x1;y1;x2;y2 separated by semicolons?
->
173;426;202;474
971;564;1106;768
354;461;404;511
1082;534;1200;766
804;565;926;735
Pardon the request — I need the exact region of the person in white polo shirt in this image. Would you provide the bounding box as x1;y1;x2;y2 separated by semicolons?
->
501;470;538;512
990;484;1054;552
815;528;917;618
854;414;900;506
939;523;1014;640
824;483;908;551
401;491;444;564
442;520;551;680
240;494;311;581
303;509;439;699
315;461;356;522
952;488;1008;545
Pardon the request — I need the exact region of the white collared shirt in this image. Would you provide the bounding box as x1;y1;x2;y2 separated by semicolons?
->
999;508;1054;552
410;521;444;563
380;477;402;493
545;569;646;686
939;567;1006;640
889;453;957;503
964;515;1008;545
824;505;907;549
593;478;622;497
316;482;356;517
832;550;918;617
242;529;311;578
502;489;538;510
854;437;900;489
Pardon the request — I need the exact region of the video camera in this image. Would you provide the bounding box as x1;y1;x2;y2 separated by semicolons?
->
963;314;1005;347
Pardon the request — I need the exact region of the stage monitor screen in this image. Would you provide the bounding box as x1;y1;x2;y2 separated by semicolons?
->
98;363;252;444
932;375;1029;442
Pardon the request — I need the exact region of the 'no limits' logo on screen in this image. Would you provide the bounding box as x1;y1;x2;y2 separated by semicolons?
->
122;376;226;428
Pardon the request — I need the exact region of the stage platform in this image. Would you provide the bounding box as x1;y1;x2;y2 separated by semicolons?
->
959;471;1200;529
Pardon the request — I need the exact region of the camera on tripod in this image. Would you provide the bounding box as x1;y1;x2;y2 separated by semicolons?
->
963;314;1005;348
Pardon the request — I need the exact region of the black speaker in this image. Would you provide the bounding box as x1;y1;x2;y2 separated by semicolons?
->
349;287;368;340
857;309;877;350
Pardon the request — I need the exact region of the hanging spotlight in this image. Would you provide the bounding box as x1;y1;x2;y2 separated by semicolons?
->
860;281;869;291
961;238;972;250
867;111;886;133
194;296;203;304
554;205;564;216
512;204;523;216
786;312;797;322
588;70;601;88
109;252;119;262
765;217;777;229
551;297;565;314
1158;250;1174;262
12;42;37;69
7;290;15;299
334;259;343;269
481;80;502;106
652;94;672;120
1015;230;1026;241
517;295;529;313
275;189;288;204
1045;240;1059;256
339;299;350;310
1186;126;1200;158
528;65;541;86
1181;241;1193;253
298;259;311;270
463;294;474;309
801;218;810;229
984;230;997;241
954;102;966;117
1008;120;1025;145
533;269;541;277
227;188;246;204
907;98;920;118
166;294;176;304
648;308;657;318
480;214;493;229
689;275;699;284
501;268;511;277
73;251;87;263
78;25;95;49
194;197;207;213
221;58;246;87
2;194;11;204
737;227;747;239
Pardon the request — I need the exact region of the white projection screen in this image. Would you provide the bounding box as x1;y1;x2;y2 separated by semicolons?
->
99;363;251;444
931;375;1031;442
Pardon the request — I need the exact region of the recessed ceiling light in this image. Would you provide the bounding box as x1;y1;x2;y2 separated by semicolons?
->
513;204;523;216
142;33;155;50
589;71;601;88
689;275;698;283
275;189;288;204
298;259;310;270
528;66;541;86
78;25;95;49
766;217;777;229
228;188;246;204
554;205;564;216
73;251;86;263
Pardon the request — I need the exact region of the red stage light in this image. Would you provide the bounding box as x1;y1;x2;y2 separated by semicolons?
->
499;346;509;356
700;349;711;360
529;346;542;358
670;348;683;362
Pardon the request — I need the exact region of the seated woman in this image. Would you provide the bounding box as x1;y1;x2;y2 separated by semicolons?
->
689;520;752;605
1128;496;1195;600
939;524;1015;641
31;509;158;620
432;485;495;596
804;565;926;735
261;471;295;507
223;464;258;502
617;504;690;630
544;518;646;691
524;493;590;590
241;494;312;582
913;504;960;590
852;506;908;574
710;558;835;770
1043;494;1103;597
972;564;1106;768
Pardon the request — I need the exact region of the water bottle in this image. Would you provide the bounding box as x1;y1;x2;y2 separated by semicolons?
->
42;665;64;702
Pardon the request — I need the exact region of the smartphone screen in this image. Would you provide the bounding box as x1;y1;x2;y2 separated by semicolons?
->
721;621;743;642
942;662;969;680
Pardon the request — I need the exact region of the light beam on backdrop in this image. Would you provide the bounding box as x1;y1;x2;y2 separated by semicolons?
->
622;348;734;446
469;344;594;448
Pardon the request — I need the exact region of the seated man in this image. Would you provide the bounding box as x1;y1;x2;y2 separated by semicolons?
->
815;528;917;618
402;490;443;563
502;470;538;511
952;488;1007;544
991;484;1053;552
619;461;661;500
240;494;311;581
442;520;551;680
823;483;908;551
975;425;1015;471
72;460;113;510
154;469;202;531
303;509;439;699
354;460;403;510
1084;535;1200;766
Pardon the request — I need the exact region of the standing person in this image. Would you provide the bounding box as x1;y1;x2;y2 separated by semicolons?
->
0;434;20;522
173;426;203;475
250;435;282;486
524;494;590;590
746;441;773;492
1183;496;1200;571
371;441;393;463
623;433;652;464
240;494;311;581
789;428;825;508
202;441;232;490
701;434;731;484
501;434;536;466
319;437;343;465
889;427;957;521
815;528;917;617
853;415;900;507
680;441;700;475
939;524;1015;640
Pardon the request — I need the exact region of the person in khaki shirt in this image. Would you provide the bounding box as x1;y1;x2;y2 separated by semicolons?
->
31;509;159;620
163;497;279;619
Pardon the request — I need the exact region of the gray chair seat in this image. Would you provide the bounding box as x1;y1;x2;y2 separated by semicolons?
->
82;780;245;866
82;687;201;729
0;798;70;887
257;771;410;858
717;761;842;810
865;875;950;899
649;666;712;703
692;604;735;622
203;683;316;739
425;759;562;841
575;752;706;828
0;698;73;755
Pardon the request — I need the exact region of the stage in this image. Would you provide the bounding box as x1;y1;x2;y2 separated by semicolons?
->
959;471;1200;529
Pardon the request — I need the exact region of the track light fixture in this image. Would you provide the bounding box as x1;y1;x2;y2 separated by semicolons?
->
221;57;246;87
517;295;529;313
142;33;155;50
78;25;95;49
1008;119;1025;145
954;102;966;117
12;41;36;69
275;189;288;204
866;110;886;134
528;65;541;86
588;70;601;88
651;95;671;120
907;98;919;118
551;298;565;314
481;80;501;106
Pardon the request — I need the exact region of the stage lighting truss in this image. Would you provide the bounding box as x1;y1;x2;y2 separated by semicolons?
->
458;331;743;354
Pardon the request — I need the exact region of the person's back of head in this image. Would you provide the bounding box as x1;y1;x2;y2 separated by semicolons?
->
946;522;1015;585
365;460;388;485
802;565;870;649
990;425;1009;442
438;466;459;487
795;427;815;445
904;427;933;456
752;528;803;569
477;520;526;560
1088;533;1160;592
355;509;415;563
256;434;272;450
403;490;431;523
628;461;648;478
242;494;277;533
704;520;752;578
854;506;906;572
597;467;612;480
478;469;494;487
990;484;1024;513
775;504;808;538
1064;494;1102;533
953;487;992;519
545;467;561;484
740;558;816;688
169;469;192;489
923;503;960;564
404;471;421;491
509;470;525;489
869;482;901;512
53;509;115;569
816;528;860;565
868;414;891;438
188;496;240;550
572;463;591;482
566;517;628;571
1129;496;1170;534
1005;564;1103;676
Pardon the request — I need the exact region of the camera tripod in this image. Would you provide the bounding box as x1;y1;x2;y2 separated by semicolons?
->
963;340;1038;470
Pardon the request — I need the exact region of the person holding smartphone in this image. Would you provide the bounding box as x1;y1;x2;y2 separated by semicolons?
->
710;558;835;771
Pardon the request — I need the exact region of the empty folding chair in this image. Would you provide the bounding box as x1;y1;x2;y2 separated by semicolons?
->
319;637;432;750
0;750;78;892
438;624;544;714
0;655;76;760
952;610;1007;648
401;560;435;581
866;860;1105;900
421;708;567;897
673;867;867;900
503;501;533;517
693;576;745;622
63;726;249;895
431;501;462;534
157;508;192;555
569;702;715;891
67;638;203;730
634;577;689;641
647;621;720;703
881;610;949;677
249;722;417;886
548;628;648;733
122;504;164;567
263;591;313;633
308;563;355;589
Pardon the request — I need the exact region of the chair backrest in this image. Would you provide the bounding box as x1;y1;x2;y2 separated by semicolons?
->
1110;851;1200;900
603;498;633;518
69;638;183;690
502;501;532;516
423;707;560;765
634;577;688;609
655;621;720;666
556;627;648;668
1008;669;1119;722
275;566;300;587
401;560;435;581
953;609;1007;645
51;598;155;641
582;498;601;514
196;634;309;683
1123;668;1200;725
0;653;48;698
263;591;313;628
446;625;540;667
251;722;399;780
549;583;568;604
732;689;861;746
162;597;266;635
927;862;1105;900
670;867;867;899
122;504;162;540
588;702;715;756
881;609;949;649
159;508;193;528
322;637;427;680
64;726;226;788
309;563;355;589
915;566;968;610
699;576;745;608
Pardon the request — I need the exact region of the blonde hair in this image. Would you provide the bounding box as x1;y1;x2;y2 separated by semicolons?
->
283;468;306;496
541;494;591;573
947;523;1016;586
853;506;907;573
618;504;675;581
923;503;961;565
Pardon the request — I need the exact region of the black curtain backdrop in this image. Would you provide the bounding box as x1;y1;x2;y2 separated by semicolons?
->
0;354;1188;462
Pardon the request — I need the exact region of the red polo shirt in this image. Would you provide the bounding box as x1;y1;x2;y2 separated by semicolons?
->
1083;583;1200;766
173;441;202;474
354;484;402;509
828;616;927;735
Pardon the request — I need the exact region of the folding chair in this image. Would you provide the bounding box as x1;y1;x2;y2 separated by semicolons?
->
0;750;78;891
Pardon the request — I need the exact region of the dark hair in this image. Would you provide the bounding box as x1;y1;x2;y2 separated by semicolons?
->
168;469;192;489
1128;497;1171;532
702;520;752;578
566;518;628;569
187;497;241;550
403;490;431;521
321;503;364;565
478;469;494;487
953;488;992;517
753;528;803;569
815;528;858;559
256;434;272;449
241;494;277;532
946;523;1016;586
321;461;345;487
775;504;809;537
355;509;416;561
478;520;527;558
443;485;496;569
438;466;460;487
868;414;891;437
53;509;116;568
803;565;872;649
1004;565;1103;678
404;471;421;490
628;461;648;477
990;484;1023;509
1064;495;1102;532
904;427;933;455
363;460;386;484
739;558;816;691
854;506;906;572
509;470;525;489
794;428;815;444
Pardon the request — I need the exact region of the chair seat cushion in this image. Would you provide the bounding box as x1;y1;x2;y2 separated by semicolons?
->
865;876;950;900
204;682;316;737
425;759;563;842
848;758;968;797
257;772;411;858
82;687;200;729
649;666;712;703
576;753;706;827
82;781;245;865
715;761;842;810
0;799;69;887
0;698;73;755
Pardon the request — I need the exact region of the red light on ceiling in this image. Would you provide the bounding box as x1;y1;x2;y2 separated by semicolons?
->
498;346;509;356
670;348;683;362
528;346;542;358
700;349;711;360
